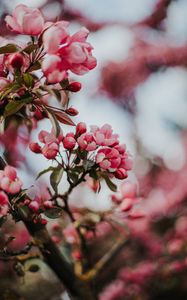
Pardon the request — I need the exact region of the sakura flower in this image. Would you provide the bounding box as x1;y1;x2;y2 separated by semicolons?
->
96;148;121;170
0;166;22;194
91;124;119;147
30;129;62;160
58;27;97;75
43;21;69;54
77;132;97;151
42;142;59;159
5;4;44;36
42;54;68;84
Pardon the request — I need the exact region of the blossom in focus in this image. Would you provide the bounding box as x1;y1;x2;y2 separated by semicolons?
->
29;129;62;159
42;26;97;81
0;166;22;194
77;132;97;151
42;54;68;84
43;21;69;54
58;27;97;75
91;124;119;147
5;4;44;35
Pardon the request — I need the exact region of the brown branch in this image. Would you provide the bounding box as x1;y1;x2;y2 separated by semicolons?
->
0;156;96;299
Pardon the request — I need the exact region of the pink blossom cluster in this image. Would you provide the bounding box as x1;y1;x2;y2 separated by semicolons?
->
42;25;97;83
29;129;63;159
24;185;52;215
0;166;22;216
30;122;132;180
5;4;97;83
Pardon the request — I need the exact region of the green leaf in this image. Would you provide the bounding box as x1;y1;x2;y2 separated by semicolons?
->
100;172;117;192
4;100;25;117
59;78;69;89
28;61;41;72
36;166;56;180
50;167;64;192
0;44;19;54
45;108;61;137
0;83;21;100
23;73;34;88
23;44;38;54
44;207;62;219
77;149;87;160
67;171;79;184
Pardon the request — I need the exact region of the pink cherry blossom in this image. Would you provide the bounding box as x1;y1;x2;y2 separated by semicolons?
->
43;21;69;54
30;129;62;159
58;27;97;75
91;124;119;147
77;132;97;151
42;54;68;84
96;148;121;170
5;4;44;36
42;142;59;159
0;166;22;194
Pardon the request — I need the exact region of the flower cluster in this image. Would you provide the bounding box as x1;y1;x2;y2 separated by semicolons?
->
5;4;96;84
30;122;132;180
29;129;63;159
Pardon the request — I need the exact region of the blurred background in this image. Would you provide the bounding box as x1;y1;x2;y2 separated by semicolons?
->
1;1;187;299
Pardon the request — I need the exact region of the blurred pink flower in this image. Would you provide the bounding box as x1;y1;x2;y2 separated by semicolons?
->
5;4;44;35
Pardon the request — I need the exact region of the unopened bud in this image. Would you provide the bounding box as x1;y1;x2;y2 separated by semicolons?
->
67;82;82;92
65;107;79;116
29;142;41;153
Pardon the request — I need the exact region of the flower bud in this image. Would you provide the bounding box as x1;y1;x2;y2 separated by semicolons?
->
43;200;53;209
8;53;24;70
114;168;127;180
65;107;79;116
29;142;42;153
76;122;87;136
29;201;39;212
63;136;76;150
67;82;82;92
